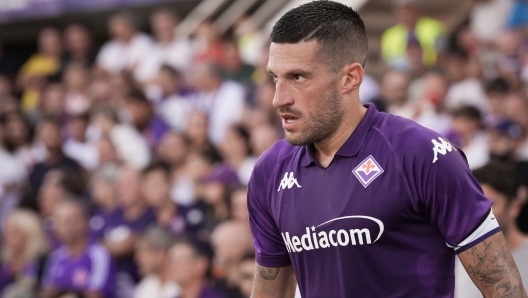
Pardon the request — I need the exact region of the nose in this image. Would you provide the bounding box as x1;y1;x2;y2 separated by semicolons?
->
272;81;293;109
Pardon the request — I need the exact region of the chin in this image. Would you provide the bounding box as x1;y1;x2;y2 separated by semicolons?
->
284;133;309;146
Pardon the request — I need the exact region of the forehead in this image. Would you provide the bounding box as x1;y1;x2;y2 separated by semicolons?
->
268;41;325;74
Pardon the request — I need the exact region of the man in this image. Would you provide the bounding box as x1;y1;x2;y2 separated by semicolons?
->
247;1;526;297
41;199;115;298
168;238;225;298
455;162;528;297
134;227;181;298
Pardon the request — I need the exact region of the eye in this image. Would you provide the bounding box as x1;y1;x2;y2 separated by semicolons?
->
293;74;305;82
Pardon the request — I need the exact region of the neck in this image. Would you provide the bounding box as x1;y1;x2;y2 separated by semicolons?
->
68;238;87;256
181;278;206;298
505;224;528;251
314;103;367;168
155;200;176;225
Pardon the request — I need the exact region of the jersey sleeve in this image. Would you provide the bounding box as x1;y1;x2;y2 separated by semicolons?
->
399;128;499;254
248;156;291;267
86;244;114;292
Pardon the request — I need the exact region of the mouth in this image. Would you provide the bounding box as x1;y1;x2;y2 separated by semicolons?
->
280;113;299;130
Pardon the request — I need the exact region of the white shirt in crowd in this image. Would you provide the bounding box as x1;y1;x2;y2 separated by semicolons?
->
96;33;154;79
470;0;513;43
445;78;488;112
461;131;490;170
193;81;245;145
63;138;98;171
135;37;194;83
133;275;181;298
109;124;151;170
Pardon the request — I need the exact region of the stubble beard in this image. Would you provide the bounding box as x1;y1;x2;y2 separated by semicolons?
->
283;89;344;146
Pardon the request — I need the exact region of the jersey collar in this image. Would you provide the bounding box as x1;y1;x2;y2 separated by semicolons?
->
301;104;378;167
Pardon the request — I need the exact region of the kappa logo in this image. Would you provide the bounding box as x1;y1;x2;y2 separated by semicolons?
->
353;155;384;188
432;137;457;163
277;172;301;191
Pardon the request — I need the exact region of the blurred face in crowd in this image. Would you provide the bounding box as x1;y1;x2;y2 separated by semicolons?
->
5;114;31;147
125;99;152;131
64;64;89;91
64;24;92;57
222;41;242;70
381;70;409;105
40;84;66;116
219;127;250;161
97;137;118;165
268;40;346;146
202;182;226;205
109;15;136;42
210;221;252;284
135;239;168;277
250;124;279;156
505;93;528;128
39;170;64;217
195;21;219;46
487;129;517;159
168;243;207;285
451;115;480;138
238;258;255;298
186;111;209;147
141;169;170;208
53;201;88;245
157;132;189;166
68;117;88;142
38;120;62;152
151;12;177;43
497;31;521;57
421;72;447;107
117;167;142;209
156;67;180;96
191;63;222;91
39;27;62;57
230;188;248;222
256;81;275;111
2;217;27;253
91;176;115;209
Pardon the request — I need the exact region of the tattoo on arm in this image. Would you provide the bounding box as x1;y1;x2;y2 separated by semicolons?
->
460;234;527;298
258;266;280;280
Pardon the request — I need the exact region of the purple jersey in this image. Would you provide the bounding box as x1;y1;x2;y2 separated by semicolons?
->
42;243;116;298
248;105;499;298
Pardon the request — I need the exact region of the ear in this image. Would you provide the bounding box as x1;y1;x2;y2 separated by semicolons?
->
340;63;364;95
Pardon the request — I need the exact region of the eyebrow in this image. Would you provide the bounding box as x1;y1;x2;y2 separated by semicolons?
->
267;68;313;77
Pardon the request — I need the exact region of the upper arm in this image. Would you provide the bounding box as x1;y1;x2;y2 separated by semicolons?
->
251;264;296;298
87;245;113;292
458;232;527;298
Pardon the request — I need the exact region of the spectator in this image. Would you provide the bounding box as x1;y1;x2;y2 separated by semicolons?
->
92;107;150;169
448;105;489;169
412;71;452;135
185;110;215;152
28;117;81;196
444;51;488;111
487;120;523;164
504;92;528;161
484;77;510;125
39;83;66;119
249;123;280;157
3;113;39;169
210;220;253;297
18;27;63;113
63;113;98;170
218;125;256;185
88;163;120;242
141;160;202;236
236;253;255;298
149;65;192;132
124;90;168;148
381;0;446;67
455;162;528;297
190;62;245;145
63;62;91;116
220;39;255;86
1;209;48;298
96;12;153;79
167;238;225;298
136;10;193;83
374;69;411;118
63;23;95;68
134;227;181;298
41;199;115;298
229;187;249;223
194;21;224;66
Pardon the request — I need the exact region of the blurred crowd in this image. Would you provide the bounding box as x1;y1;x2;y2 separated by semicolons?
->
0;0;528;297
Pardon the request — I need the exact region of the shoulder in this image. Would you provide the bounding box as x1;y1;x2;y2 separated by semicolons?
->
371;112;457;164
418;17;446;30
48;246;68;263
87;243;111;263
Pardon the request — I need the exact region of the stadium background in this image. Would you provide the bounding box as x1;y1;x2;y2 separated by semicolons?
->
0;0;528;297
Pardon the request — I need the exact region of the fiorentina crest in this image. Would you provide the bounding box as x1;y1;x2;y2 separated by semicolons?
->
353;155;384;188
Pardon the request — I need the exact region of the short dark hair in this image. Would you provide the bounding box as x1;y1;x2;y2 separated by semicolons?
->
142;159;172;178
473;162;518;203
485;77;510;95
270;0;368;71
451;105;482;121
173;237;214;277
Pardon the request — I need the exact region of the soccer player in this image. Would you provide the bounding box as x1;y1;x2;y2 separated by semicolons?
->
247;1;527;298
